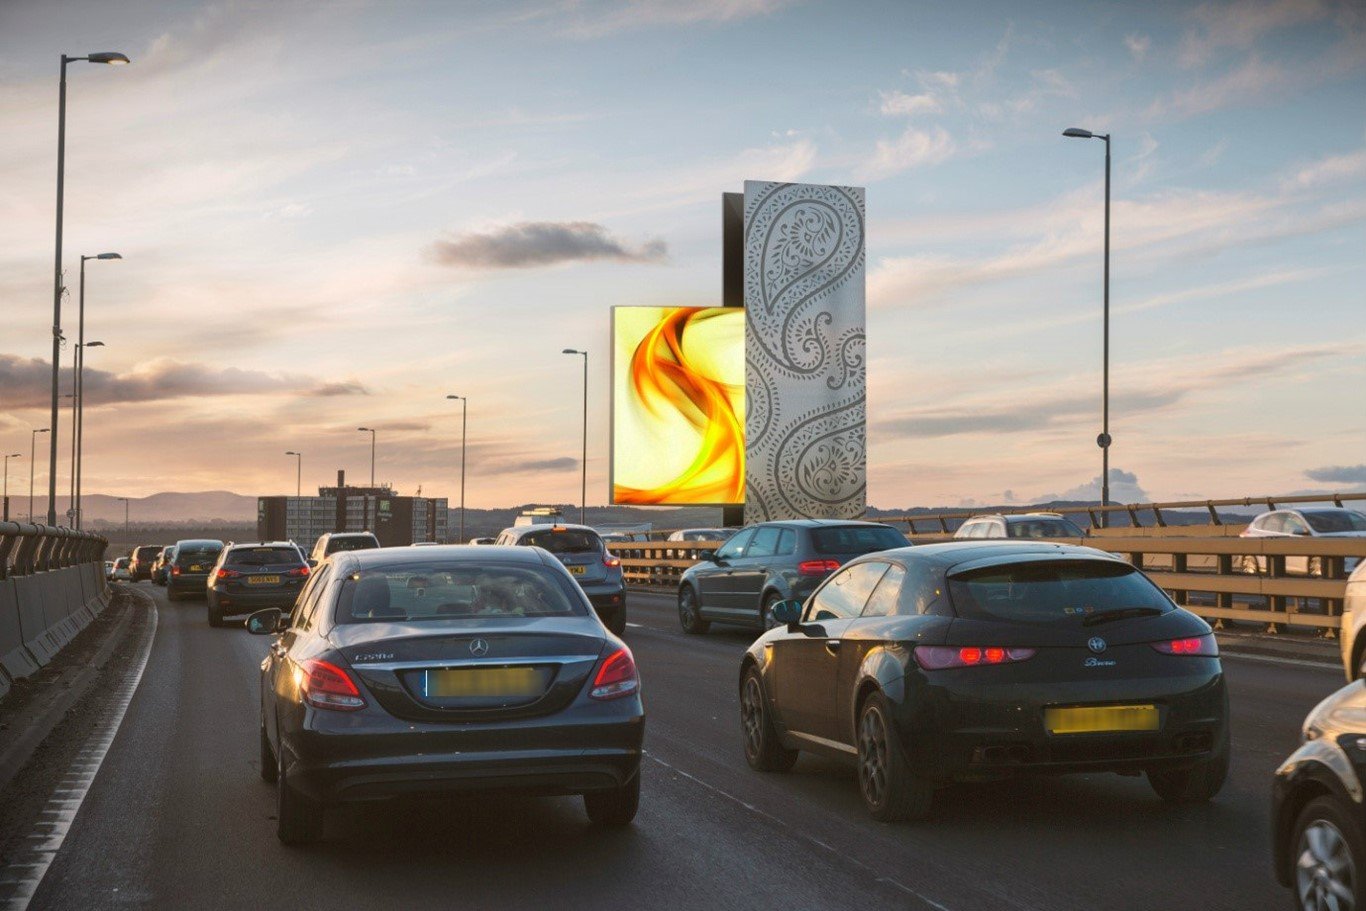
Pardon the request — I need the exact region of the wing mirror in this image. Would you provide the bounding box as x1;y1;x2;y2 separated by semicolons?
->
698;549;717;562
771;599;803;631
246;607;285;635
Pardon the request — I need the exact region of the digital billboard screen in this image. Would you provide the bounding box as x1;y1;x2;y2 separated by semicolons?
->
611;306;745;506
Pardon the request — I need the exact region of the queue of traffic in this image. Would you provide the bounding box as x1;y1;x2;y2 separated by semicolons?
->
106;508;1366;909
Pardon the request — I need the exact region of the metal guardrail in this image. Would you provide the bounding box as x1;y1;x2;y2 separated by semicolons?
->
0;522;107;578
609;534;1366;636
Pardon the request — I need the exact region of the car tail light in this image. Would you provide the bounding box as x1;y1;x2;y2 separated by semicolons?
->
1150;634;1218;657
798;559;841;577
603;553;621;568
216;568;241;580
914;645;1037;670
297;659;365;711
171;566;181;576
286;565;310;577
590;647;639;700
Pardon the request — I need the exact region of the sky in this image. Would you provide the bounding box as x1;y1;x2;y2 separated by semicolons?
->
0;0;1363;510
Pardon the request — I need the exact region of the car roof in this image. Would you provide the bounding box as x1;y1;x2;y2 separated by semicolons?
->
506;523;599;535
856;540;1125;574
225;540;299;550
172;538;222;546
323;531;378;538
750;519;892;529
331;544;553;571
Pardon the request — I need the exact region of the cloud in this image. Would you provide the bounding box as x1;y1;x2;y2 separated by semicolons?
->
1304;464;1366;484
1178;0;1329;67
859;126;955;181
500;456;579;474
428;222;668;269
1047;468;1150;504
559;0;799;38
1125;33;1152;60
1281;147;1366;190
309;381;369;397
1148;56;1291;118
878;90;941;117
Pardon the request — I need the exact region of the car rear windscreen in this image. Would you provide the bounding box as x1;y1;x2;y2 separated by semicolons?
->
175;545;221;565
1006;518;1087;538
334;563;586;624
1303;510;1366;533
135;546;161;560
521;529;602;554
810;525;907;555
327;536;379;553
226;546;302;567
948;560;1173;625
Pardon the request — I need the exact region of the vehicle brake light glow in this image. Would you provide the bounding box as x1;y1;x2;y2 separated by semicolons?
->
914;645;1037;670
590;647;639;700
798;560;841;577
603;553;621;568
1150;635;1218;657
298;659;365;711
216;568;241;580
286;565;310;577
171;565;181;576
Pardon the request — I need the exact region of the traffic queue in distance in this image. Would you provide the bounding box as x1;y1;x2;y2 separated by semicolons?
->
105;509;1366;909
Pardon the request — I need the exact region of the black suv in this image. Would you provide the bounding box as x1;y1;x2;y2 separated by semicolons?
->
207;541;310;627
677;520;908;634
166;539;224;601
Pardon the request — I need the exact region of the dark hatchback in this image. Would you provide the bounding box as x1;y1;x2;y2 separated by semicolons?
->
1272;681;1366;910
739;541;1228;821
207;542;309;626
130;544;165;582
248;545;644;843
166;539;224;602
677;519;908;633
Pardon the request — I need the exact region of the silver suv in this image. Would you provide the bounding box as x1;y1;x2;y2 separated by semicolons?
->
308;531;381;566
954;513;1087;539
495;523;626;634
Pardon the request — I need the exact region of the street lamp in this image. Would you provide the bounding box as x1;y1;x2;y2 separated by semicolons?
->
72;337;106;530
29;428;49;522
446;395;467;542
117;496;129;534
285;451;302;497
47;51;130;527
3;453;21;522
357;428;376;487
562;349;588;525
1063;125;1113;527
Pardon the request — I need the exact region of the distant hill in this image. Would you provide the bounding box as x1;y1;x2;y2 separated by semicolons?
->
24;491;258;526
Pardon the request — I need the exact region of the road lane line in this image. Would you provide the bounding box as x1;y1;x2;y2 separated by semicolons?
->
648;754;959;911
0;600;158;911
1219;651;1341;672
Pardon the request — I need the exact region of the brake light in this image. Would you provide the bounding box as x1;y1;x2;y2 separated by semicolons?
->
297;659;365;711
590;647;639;700
1151;635;1218;657
216;568;241;580
171;566;181;576
286;565;310;577
603;553;621;568
914;646;1037;670
798;559;841;577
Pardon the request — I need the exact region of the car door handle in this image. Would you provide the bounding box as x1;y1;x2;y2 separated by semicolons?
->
824;640;841;655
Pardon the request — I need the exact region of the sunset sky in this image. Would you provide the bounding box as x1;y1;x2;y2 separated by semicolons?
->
1;0;1363;510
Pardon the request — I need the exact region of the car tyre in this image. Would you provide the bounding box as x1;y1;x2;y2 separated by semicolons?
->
760;592;783;630
583;772;639;826
259;721;277;784
207;601;223;628
604;607;627;637
740;668;798;773
678;586;709;635
276;744;324;844
857;692;934;822
1147;728;1230;803
1291;795;1366;911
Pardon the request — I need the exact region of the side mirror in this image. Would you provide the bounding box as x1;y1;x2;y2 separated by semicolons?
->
698;549;717;562
246;608;284;635
308;558;318;568
771;599;803;630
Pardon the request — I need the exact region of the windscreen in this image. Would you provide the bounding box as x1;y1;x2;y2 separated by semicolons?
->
174;544;221;565
948;559;1173;625
1303;510;1366;533
135;546;161;561
1006;518;1087;538
521;529;602;554
810;525;907;555
327;535;379;554
334;563;586;624
227;546;302;567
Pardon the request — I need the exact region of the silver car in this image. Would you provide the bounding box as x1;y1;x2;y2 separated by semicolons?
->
495;524;627;634
1240;507;1366;575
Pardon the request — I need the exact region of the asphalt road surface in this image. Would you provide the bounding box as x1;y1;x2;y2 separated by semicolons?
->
6;584;1341;911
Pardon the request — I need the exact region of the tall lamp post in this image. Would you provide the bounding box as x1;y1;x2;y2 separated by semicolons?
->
561;349;588;525
445;395;467;542
47;51;130;527
3;453;21;522
72;338;105;529
1063;126;1112;527
285;451;302;497
357;428;376;487
29;427;49;522
117;496;129;534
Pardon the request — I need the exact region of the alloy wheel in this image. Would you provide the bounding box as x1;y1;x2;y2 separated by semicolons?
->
859;705;889;809
1297;818;1357;911
741;676;765;759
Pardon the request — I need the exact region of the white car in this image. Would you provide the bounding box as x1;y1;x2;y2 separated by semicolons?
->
1240;507;1366;575
666;528;736;542
1336;561;1366;679
110;557;131;581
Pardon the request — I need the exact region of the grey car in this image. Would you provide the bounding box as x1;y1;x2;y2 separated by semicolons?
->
677;520;909;634
166;539;225;602
496;524;627;635
954;513;1088;539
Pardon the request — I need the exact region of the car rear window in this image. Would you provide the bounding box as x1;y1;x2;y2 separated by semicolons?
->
175;545;221;565
947;559;1173;625
135;546;161;560
226;546;302;567
810;525;907;555
1006;518;1087;538
333;563;586;624
1302;510;1366;533
521;529;602;554
327;535;379;553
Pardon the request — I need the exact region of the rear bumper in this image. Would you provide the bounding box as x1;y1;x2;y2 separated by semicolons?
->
166;575;209;596
210;587;301;614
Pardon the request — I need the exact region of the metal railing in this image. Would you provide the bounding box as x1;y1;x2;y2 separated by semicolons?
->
0;522;107;578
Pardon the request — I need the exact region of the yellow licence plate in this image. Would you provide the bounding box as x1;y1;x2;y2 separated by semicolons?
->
190;565;203;572
248;575;280;585
426;667;540;698
567;565;586;574
1045;705;1159;735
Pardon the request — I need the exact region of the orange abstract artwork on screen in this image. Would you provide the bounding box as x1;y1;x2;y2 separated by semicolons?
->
611;307;745;506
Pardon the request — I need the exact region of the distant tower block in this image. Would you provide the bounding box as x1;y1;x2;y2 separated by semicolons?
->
742;181;867;523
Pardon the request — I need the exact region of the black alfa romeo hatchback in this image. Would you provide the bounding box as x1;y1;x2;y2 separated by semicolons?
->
738;541;1228;821
248;545;645;843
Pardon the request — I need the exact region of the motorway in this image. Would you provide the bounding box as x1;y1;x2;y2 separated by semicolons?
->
2;584;1343;911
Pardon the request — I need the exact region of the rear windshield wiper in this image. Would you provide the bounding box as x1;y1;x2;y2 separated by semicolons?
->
1081;606;1165;627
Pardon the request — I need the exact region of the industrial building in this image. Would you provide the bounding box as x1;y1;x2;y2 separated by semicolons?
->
256;473;448;552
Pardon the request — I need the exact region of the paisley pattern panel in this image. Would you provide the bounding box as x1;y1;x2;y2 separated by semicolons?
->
743;181;866;523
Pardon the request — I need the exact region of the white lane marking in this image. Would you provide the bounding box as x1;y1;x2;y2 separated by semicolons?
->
648;754;958;911
626;622;644;628
1220;651;1341;672
0;600;157;911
